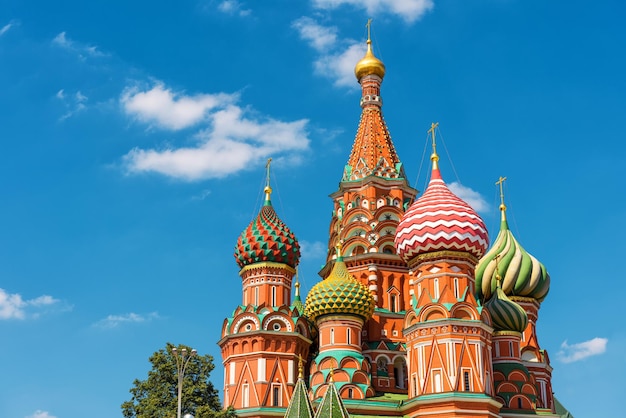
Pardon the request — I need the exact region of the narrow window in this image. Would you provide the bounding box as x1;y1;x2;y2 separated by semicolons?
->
433;370;442;393
347;328;351;345
454;278;459;298
348;388;353;398
272;385;280;407
255;287;259;306
330;328;335;344
271;286;276;306
434;278;439;299
242;384;250;408
517;397;523;409
463;371;471;391
509;341;514;356
390;294;397;312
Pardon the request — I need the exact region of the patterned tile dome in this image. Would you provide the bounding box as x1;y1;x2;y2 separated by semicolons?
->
305;248;374;323
234;187;300;269
484;284;529;333
395;163;489;265
475;208;550;304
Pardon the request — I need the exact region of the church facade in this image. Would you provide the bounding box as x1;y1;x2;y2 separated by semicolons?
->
217;31;571;418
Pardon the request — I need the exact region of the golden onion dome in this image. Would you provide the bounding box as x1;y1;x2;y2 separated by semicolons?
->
305;248;374;323
354;39;386;81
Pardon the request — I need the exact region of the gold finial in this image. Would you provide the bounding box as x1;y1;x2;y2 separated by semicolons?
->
295;269;300;297
428;122;439;169
264;158;272;200
329;368;335;383
298;355;304;379
336;241;343;259
354;19;386;80
495;176;507;221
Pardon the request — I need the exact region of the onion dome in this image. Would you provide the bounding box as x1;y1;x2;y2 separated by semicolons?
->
305;245;374;323
395;126;489;265
475;186;550;303
484;281;528;333
354;28;385;81
234;186;300;269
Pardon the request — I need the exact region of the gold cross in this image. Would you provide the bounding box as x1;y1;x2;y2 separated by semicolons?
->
366;19;372;42
495;176;507;208
298;355;304;379
428;122;439;153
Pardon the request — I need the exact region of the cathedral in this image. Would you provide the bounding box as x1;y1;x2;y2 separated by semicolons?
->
217;30;573;418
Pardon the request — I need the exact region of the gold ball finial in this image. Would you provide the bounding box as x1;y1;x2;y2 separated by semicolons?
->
354;19;386;80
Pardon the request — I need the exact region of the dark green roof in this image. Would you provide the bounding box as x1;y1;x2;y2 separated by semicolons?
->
314;382;350;418
554;397;575;418
284;377;313;418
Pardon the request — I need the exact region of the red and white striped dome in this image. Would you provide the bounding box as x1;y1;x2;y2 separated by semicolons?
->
395;167;489;264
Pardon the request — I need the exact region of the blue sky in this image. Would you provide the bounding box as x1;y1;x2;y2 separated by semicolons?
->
1;1;624;417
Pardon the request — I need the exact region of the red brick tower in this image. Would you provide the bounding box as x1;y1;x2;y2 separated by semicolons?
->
475;178;555;414
394;128;500;417
319;21;417;396
219;162;312;417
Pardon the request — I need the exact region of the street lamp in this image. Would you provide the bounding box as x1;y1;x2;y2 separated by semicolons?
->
172;346;197;418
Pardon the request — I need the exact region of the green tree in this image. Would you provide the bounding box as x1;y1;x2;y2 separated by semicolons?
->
122;342;236;418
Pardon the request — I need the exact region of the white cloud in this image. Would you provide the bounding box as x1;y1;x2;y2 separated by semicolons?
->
217;0;252;16
0;288;60;320
448;182;489;213
122;84;310;180
94;312;159;329
292;17;338;52
26;410;57;418
121;84;237;130
56;89;88;121
558;337;608;363
52;31;106;58
314;42;365;88
313;0;434;23
191;189;212;201
293;18;365;88
0;20;18;36
300;240;328;260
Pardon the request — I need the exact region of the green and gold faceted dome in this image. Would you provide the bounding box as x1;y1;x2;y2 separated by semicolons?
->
305;250;374;322
234;187;300;269
484;285;528;333
475;205;550;303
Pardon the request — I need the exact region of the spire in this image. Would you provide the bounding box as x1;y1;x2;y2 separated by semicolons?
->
496;176;508;224
264;157;273;204
314;372;350;418
284;355;314;418
344;22;403;182
292;269;305;314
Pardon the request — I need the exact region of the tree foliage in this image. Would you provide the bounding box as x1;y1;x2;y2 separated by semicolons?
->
122;342;236;418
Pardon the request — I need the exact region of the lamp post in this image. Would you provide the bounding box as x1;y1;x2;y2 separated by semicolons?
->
172;346;197;418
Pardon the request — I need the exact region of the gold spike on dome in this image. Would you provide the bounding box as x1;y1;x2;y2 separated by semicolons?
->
264;158;272;201
428;122;440;170
496;176;507;221
354;19;386;80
